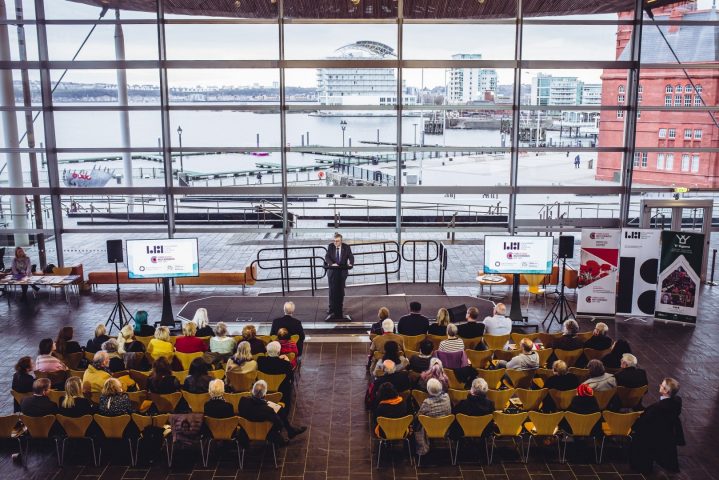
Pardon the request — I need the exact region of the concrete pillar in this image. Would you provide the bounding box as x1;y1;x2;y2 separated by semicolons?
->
114;9;133;210
0;0;28;245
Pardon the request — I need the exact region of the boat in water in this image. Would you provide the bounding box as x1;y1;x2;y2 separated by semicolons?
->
62;166;114;187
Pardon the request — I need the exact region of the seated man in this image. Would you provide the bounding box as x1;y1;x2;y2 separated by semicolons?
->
83;351;112;394
552;319;583;351
504;338;539;371
21;378;58;416
369;319;404;354
238;380;307;446
457;307;485;339
270;301;306;356
372;360;410;408
257;341;294;407
614;353;648;388
397;301;430;336
482;303;511;336
583;322;613;351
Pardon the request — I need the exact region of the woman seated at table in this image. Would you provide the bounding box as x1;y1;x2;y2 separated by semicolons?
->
11;247;39;300
86;324;110;354
147;356;180;394
204;379;234;419
427;308;450;336
175;322;208;354
226;341;258;375
59;376;94;417
98;378;133;416
147;326;174;357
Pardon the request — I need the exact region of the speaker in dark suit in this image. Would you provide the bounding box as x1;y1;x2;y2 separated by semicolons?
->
324;233;354;320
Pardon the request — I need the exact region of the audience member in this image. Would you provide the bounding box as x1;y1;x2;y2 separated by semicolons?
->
482;303;511;336
373;383;408;438
238;380;306;446
602;339;632;370
183;357;213;394
226;341;258;374
373;341;408;376
204;379;234;418
414;378;452;456
397;301;430;336
427;308;450;336
83;351;112;393
372;360;411;402
630;378;684;474
133;310;156;337
209;322;236;358
270;301;306;355
147;356;181;394
583;322;612;350
98;378;133;416
55;326;82;359
370;307;393;336
12;356;34;412
504;338;539;370
455;378;494;416
544;360;580;391
242;325;267;355
257;341;294;407
457;307;485;338
101;338;126;373
277;328;299;369
59;376;94;417
192;308;215;337
20;378;58;416
117;324;146;355
568;384;599;414
552;319;583;351
583;359;616;391
175;322;208;354
147;326;174;357
418;358;449;392
36;338;68;373
438;324;464;353
614;353;648;388
86;324;110;354
369;319;404;354
409;340;434;373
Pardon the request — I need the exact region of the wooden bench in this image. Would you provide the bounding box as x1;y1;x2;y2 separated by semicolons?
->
176;264;256;292
88;271;161;290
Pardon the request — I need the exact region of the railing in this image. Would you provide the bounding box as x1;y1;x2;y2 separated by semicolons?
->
401;240;439;284
439;242;449;294
348;241;401;294
250;246;328;296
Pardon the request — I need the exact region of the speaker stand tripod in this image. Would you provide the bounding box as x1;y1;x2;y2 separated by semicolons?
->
542;256;575;331
106;261;134;334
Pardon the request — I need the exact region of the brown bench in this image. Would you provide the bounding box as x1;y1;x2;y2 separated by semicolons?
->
176;264;257;292
88;270;161;290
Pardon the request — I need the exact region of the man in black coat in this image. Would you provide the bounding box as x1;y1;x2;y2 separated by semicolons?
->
614;354;648;388
238;380;306;445
257;341;294;407
21;378;58;417
372;360;411;408
397;302;430;336
457;307;485;339
630;378;684;474
270;301;306;355
324;233;354;319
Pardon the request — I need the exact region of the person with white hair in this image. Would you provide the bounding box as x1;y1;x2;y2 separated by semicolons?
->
257;341;294;408
270;301;306;355
101;338;126;373
615;353;648;388
553;319;583;351
371;359;411;406
204;379;234;418
414;378;452;456
449;377;495;439
583;322;613;350
438;324;465;352
369;318;404;354
82;351;112;393
238;379;307;446
192;308;215;337
210;322;236;357
482;303;512;336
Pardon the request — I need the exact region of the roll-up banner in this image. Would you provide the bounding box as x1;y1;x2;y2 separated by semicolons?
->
617;229;661;317
655;231;704;325
577;229;620;316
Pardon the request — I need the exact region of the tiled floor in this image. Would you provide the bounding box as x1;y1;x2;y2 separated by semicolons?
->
0;283;716;480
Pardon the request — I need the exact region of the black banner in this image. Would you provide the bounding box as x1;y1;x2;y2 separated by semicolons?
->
655;231;704;325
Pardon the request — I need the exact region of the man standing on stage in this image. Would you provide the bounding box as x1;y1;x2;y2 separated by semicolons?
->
324;233;354;320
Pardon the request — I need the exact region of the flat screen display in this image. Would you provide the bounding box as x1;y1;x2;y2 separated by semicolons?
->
483;236;553;275
126;238;200;279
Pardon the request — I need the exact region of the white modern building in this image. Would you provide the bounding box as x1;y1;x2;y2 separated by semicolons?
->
530;73;600;106
447;54;498;104
316;41;416;106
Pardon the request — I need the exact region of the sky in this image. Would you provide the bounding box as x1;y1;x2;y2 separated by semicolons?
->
5;0;718;88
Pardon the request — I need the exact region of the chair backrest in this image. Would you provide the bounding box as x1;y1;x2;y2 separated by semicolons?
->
461;336;484;350
205;416;240;441
523;274;546;293
56;414;93;438
0;414;19;438
564;412;601;436
526;411;564;436
237;417;273;442
126;390;147;409
506;369;535;389
174;370;190;384
548;389;577;410
11;390;33;406
182;391;211;413
174;352;204;371
223;392;244;414
616;385;648;409
465;349;493;369
135;336;153;348
492;349;519;363
514;388;548;411
448;388;469;407
537;333;556;349
425;335;447;350
554;349;583;367
583;348;611;361
376;415;413;440
147;352;174;365
536;348;554;368
131;413;153;432
510;333;542;345
455;413;493;438
129;370;151;390
69;368;87;378
19;414;56;438
483;334;510;350
63;352;84;370
149;391;183;413
602;411;642;436
411;389;428;409
404;349;419;361
47;390;64;406
593;387;617;410
256;371;286;392
442;368;465;390
35;369;68;386
568;367;590;382
208;370;225;380
577;331;594;343
492;412;526;436
257;335;272;346
417;414;455;439
437;350;467;370
52;266;73;276
94;414;131;439
477;368;506;390
486;388;515;410
399;334;425;352
153;413;171;428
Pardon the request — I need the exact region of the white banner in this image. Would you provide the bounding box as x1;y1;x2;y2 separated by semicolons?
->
617;229;661;316
577;229;620;316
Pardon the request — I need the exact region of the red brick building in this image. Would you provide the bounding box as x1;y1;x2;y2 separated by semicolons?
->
596;2;719;187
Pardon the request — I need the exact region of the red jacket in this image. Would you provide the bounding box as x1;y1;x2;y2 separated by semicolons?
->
174;336;208;354
279;340;298;368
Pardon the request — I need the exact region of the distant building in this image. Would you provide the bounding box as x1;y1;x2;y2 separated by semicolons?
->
447;54;497;104
531;74;599;107
596;2;719;187
316;41;417;106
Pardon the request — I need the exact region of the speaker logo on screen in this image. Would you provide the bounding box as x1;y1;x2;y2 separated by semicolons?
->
503;241;520;250
151;257;158;263
146;245;164;255
624;231;642;239
506;253;513;259
585;296;592;303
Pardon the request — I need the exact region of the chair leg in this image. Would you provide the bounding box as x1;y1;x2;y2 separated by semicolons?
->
592;437;598;464
128;438;135;467
90;438;97;467
239;447;245;470
376;440;382;469
448;439;454;465
406;438;414;466
55;438;62;466
453;439;460;466
524;436;532;463
599;436;606;463
489;436;495;465
271;442;278;468
235;440;242;468
202;439;211;467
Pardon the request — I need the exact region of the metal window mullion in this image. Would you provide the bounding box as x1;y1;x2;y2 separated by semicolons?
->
279;0;288;248
156;0;174;237
508;0;523;235
395;1;403;261
34;0;64;265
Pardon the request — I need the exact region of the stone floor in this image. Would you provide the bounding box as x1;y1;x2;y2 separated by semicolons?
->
0;280;716;480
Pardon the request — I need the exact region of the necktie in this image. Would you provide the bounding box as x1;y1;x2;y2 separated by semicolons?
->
336;247;341;264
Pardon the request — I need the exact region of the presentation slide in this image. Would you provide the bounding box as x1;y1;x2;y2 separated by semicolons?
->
126;238;200;279
483;236;553;275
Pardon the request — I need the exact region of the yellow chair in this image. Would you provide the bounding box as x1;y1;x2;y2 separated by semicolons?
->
256;371;286;393
34;369;68;387
147;352;174;365
149;391;183;413
399;334;425;352
404;349;419;361
411;389;428;410
514;388;548;411
375;415;414;469
536;348;554;368
135;336;153;348
174;351;204;371
129;370;151;391
69;368;86;377
490;412;527;464
203;416;241;467
577;331;594;343
554;348;583;368
532;368;554;389
224;392;245;414
56;414;96;466
548;389;577;411
132;413;170;465
454;414;492;464
510;333;541;345
416;414;455;466
84;351;95;363
209;369;225;380
183;391;211;413
593;387;617;411
492;349;519;363
562;411;602;463
487;388;515;411
18;414;57;466
448;388;469;407
483;334;510;350
257;335;272;346
599;411;642;463
477;368;506;390
0;414;22;459
568;367;590;382
174;370;190;384
522;274;546;308
426;335;447;350
127;390;148;412
461;336;484;350
47;390;64;406
63;352;84;370
616;385;648;410
168;336;178;346
524;411;563;463
237;417;278;469
537;333;556;349
505;369;535;389
583;348;611;362
93;414;134;465
443;368;465;390
466;349;493;370
11;389;33;408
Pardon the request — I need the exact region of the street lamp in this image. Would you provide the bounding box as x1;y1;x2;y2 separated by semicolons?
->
176;125;184;173
340;120;347;149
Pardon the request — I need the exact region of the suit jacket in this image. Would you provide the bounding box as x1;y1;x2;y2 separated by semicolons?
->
553;335;584;351
583;335;613;351
372;372;411;400
238;396;283;430
631;395;683;473
454;394;495;417
257;356;294;386
397;313;430;336
457;321;485;339
614;367;648;388
204;398;234;419
21;395;59;417
370;333;405;354
324;242;355;273
270;315;306;355
544;373;580;391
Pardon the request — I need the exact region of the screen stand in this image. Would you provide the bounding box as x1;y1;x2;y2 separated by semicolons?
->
160;278;175;327
508;274;527;323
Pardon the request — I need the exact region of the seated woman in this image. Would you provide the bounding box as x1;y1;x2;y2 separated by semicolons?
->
602;339;632;370
83;351;112;393
226;341;258;374
242;325;266;355
36;338;68;373
12;356;34;412
427;308;450;336
86;324;110;354
133;310;156;337
59;376;94;417
373;340;408;377
582;359;617;392
183;357;213;394
118;324;146;354
552;319;583;351
276;328;299;369
175;322;209;354
583;322;613;351
101;339;126;373
98;378;133;416
193;308;215;338
414;378;452;456
147;356;180;394
147;326;174;357
450;378;494;440
409;340;434;374
373;383;409;438
438;324;465;353
370;307;392;336
55;327;82;361
417;358;449;392
204;379;234;419
568;384;600;414
210;322;236;358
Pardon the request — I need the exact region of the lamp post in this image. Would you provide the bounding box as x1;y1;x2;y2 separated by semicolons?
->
340;120;347;149
413;123;418;160
176;125;184;173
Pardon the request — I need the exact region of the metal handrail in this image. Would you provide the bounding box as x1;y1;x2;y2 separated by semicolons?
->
401;240;439;283
439;242;449;294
